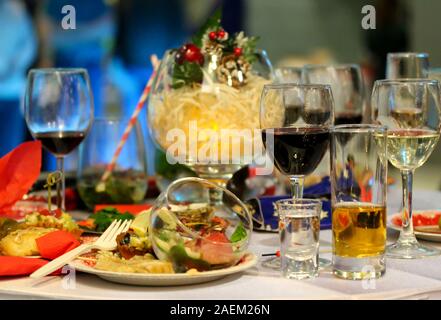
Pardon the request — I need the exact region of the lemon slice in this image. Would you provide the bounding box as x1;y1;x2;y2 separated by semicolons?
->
130;209;151;237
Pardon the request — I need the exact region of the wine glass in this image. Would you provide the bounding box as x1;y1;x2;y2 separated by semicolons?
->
77;118;148;209
302;64;364;125
372;79;441;259
386;52;429;79
274;66;302;84
25;68;94;211
260;84;334;198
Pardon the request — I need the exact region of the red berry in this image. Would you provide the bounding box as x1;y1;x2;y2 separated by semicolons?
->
182;43;204;65
217;29;226;39
234;47;242;57
209;31;217;41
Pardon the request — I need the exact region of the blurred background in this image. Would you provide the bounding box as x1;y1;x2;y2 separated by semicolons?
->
1;0;441;190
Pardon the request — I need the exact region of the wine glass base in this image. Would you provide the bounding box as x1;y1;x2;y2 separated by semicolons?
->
386;242;441;259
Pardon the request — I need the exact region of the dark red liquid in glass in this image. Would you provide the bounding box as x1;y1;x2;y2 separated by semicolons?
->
262;127;330;176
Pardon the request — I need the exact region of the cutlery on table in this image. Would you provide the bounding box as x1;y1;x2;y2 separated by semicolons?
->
30;219;131;279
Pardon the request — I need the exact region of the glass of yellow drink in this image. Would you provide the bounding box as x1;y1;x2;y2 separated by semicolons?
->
331;124;387;280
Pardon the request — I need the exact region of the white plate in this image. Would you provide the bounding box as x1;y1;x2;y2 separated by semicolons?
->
69;253;258;286
389;211;441;242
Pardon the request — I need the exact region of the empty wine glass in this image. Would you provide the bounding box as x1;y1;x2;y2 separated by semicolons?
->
274;66;302;84
386;52;429;79
25;68;94;211
302;64;364;125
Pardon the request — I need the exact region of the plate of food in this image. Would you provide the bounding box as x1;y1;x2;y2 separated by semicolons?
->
0;209;83;256
70;205;257;286
389;210;441;242
70;252;257;286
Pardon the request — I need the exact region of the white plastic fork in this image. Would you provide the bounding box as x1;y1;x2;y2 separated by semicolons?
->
30;219;132;279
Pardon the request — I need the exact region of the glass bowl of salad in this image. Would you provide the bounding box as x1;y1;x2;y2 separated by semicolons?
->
77;118;148;209
150;177;253;273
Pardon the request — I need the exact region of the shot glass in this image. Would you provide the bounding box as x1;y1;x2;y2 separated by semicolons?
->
276;198;322;280
331;124;387;280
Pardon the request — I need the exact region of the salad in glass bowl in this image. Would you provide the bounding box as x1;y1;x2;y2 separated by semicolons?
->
150;177;252;273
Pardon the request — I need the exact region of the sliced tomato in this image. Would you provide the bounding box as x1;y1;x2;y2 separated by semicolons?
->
77;219;95;228
39;209;51;216
392;211;441;227
200;231;234;265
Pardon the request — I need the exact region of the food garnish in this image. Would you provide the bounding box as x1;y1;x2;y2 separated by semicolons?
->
81;207;134;233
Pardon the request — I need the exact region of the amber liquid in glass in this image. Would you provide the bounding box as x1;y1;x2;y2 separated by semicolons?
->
332;202;386;258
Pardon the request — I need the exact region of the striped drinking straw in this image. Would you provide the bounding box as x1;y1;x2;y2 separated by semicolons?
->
95;55;160;192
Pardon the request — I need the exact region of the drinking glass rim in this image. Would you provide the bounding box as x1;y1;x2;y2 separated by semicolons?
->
387;52;429;58
275;198;322;208
374;78;438;85
274;66;303;72
303;63;361;71
332;124;387;134
28;68;88;75
262;83;331;91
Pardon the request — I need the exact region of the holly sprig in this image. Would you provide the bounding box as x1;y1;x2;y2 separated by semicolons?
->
171;7;261;88
192;8;222;48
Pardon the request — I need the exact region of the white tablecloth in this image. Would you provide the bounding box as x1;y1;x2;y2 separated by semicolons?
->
1;188;441;300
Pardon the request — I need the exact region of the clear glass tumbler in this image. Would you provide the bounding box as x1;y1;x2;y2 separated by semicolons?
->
276;198;322;280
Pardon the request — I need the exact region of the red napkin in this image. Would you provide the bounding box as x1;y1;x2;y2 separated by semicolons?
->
0;230;80;276
0;141;42;214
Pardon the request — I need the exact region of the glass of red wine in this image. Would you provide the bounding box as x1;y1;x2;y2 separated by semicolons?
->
260;84;334;198
25;68;94;211
302;64;364;125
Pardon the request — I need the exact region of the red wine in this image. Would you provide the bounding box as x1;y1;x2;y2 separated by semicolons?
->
302;108;331;125
34;131;85;156
262;127;330;176
334;112;363;125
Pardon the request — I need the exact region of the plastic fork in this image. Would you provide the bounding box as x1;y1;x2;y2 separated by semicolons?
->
30;219;132;279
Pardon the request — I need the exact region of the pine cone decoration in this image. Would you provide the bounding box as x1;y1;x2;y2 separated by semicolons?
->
216;54;250;88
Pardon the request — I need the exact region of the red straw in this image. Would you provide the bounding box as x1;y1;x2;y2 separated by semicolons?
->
97;55;160;189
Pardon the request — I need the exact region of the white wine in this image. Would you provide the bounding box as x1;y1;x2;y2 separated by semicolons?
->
384;129;440;170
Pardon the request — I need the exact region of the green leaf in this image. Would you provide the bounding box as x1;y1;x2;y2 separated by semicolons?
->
171;61;203;89
92;208;134;232
230;223;247;243
242;36;260;64
192;8;222;47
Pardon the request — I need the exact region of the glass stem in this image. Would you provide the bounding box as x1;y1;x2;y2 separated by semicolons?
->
56;156;66;211
289;175;304;199
398;169;418;245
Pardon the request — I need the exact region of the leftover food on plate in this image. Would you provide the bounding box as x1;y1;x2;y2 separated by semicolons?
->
23;210;82;237
0;227;56;256
78;207;134;233
391;210;441;228
76;206;251;275
0;210;83;257
94;251;174;274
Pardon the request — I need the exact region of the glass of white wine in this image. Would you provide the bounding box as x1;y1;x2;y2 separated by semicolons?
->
372;79;441;259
